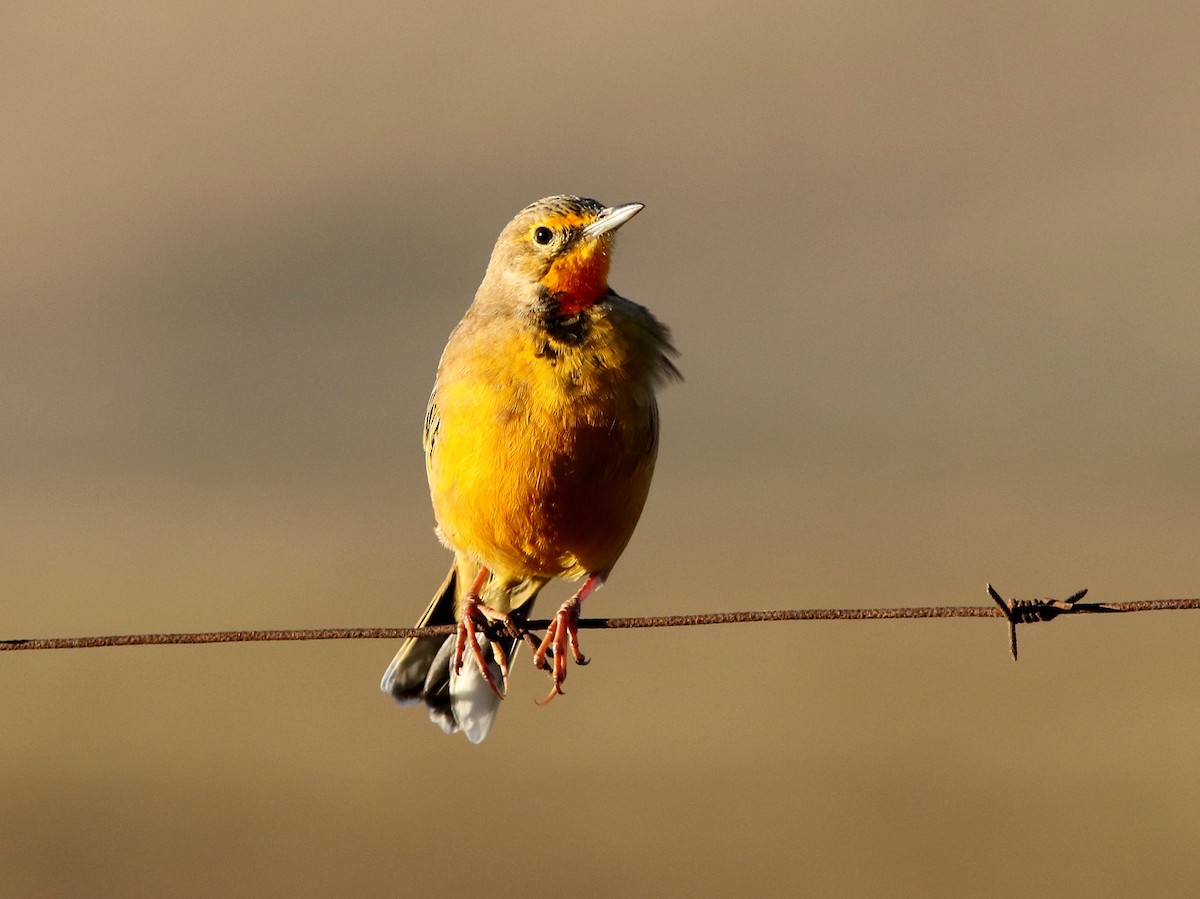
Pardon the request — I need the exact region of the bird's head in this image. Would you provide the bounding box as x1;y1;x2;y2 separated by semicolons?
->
483;195;643;316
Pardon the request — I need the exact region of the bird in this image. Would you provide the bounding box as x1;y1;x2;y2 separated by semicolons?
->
380;195;679;742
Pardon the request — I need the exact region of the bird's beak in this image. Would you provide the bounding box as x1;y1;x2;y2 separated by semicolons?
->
581;202;644;239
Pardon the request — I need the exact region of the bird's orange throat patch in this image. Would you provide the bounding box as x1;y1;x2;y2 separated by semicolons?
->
542;238;612;315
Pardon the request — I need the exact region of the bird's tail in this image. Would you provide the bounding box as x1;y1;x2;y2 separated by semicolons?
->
380;564;459;705
380;562;537;743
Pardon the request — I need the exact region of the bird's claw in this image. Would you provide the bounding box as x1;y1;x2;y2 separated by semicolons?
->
453;594;514;699
533;597;588;704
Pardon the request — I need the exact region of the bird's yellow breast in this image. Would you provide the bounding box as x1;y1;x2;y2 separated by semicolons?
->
426;304;662;583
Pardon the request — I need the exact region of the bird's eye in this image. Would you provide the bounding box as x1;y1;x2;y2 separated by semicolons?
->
533;226;554;245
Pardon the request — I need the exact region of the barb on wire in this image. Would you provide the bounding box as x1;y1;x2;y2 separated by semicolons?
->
0;589;1197;657
986;584;1119;660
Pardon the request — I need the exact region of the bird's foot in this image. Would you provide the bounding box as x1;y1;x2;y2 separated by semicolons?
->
454;594;515;699
533;574;603;704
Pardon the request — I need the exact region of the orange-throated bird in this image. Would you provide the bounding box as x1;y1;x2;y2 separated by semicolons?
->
380;195;679;742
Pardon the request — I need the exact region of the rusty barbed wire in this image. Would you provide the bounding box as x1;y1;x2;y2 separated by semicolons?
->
1;589;1198;657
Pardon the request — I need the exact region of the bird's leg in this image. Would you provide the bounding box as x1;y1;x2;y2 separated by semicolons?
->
534;573;604;704
453;566;514;698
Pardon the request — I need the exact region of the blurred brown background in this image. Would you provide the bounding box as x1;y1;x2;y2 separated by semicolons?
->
3;2;1199;896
